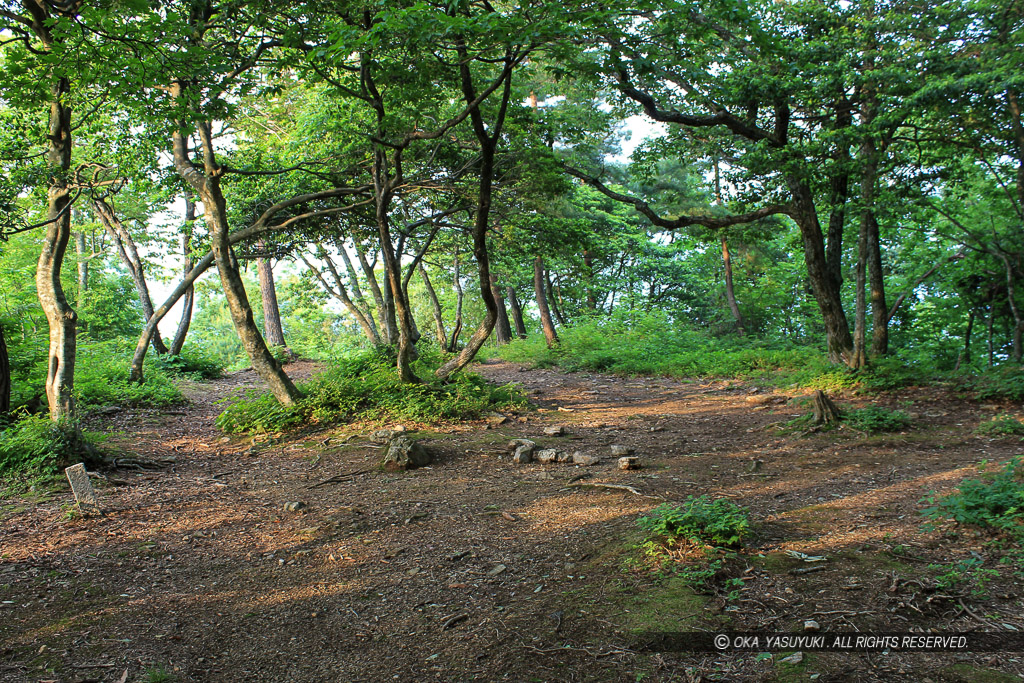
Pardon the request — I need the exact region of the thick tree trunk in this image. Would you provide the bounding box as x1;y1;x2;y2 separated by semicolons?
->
37;75;77;421
852;209;869;369
788;181;854;365
507;286;527;339
0;323;9;417
170;197;195;355
94;197;170;354
419;263;448;348
490;273;512;345
721;238;746;334
171;119;299;405
825;100;853;294
257;251;287;349
534;256;558;347
546;271;567;327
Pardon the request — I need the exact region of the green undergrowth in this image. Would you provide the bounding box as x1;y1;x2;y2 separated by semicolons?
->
0;414;102;478
922;457;1024;541
975;414;1024;436
215;347;528;434
75;341;185;409
780;403;912;434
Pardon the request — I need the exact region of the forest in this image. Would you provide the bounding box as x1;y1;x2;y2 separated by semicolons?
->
2;0;1024;681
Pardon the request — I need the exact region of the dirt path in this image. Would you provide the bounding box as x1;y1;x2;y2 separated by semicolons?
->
2;361;1023;682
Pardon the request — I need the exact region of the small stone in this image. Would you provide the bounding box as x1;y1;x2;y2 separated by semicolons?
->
283;501;306;512
557;450;576;463
370;429;398;444
543;425;566;436
778;652;803;665
610;444;633;456
803;620;820;632
218;436;231;444
507;439;536;454
381;436;432;471
618;456;641;470
572;453;600;466
535;449;558;464
486;413;508;426
649;426;665;432
487;564;507;576
512;445;533;464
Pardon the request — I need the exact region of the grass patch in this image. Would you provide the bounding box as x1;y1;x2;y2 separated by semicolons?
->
215;347;528;434
975;414;1024;436
922;457;1024;541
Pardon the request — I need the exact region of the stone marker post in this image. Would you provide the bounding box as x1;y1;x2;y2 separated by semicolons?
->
64;463;100;514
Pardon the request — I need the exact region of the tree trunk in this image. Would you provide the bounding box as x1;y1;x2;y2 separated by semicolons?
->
353;240;394;344
310;251;381;344
419;263;448;348
171;118;299;406
956;308;976;370
337;243;380;341
852;207;869;369
721;238;746;334
93;197;170;354
257;251;288;349
507;286;527;338
999;252;1024;362
987;302;996;367
490;273;512;345
37;74;77;421
0;323;9;417
788;181;854;365
546;271;567;327
170;196;195;355
534;256;558;347
447;257;464;353
866;210;888;356
583;249;598;311
75;231;88;299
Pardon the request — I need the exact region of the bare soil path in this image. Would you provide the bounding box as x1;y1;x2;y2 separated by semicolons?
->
2;360;1024;682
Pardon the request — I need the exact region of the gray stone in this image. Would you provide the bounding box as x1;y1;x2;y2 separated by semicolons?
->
512;445;533;464
803;620;820;632
572;452;601;466
381;436;432;471
486;413;508;426
284;501;306;513
610;444;633;456
507;439;536;454
617;456;641;470
542;425;566;436
64;463;99;512
535;449;559;464
487;564;507;576
556;450;575;463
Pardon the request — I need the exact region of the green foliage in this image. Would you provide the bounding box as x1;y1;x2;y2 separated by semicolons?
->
0;414;80;474
928;557;1000;598
843;406;913;434
922;458;1024;540
214;347;527;434
148;347;225;380
76;342;183;409
638;497;750;549
975;414;1024;436
965;367;1024;402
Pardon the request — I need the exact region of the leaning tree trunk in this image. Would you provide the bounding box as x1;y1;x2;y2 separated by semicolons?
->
171;117;299;406
418;263;448;349
490;273;512;345
0;323;10;417
507;286;527;339
722;238;746;335
94;197;170;354
546;272;568;327
337;244;380;341
534;256;558;347
447;256;464;353
169;198;195;355
788;181;855;365
305;251;380;344
257;251;288;349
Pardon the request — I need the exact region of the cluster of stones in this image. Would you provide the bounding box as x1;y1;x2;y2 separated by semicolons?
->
507;427;641;470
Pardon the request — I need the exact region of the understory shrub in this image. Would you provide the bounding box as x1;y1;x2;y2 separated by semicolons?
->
215;347;527;433
76;341;184;409
148;345;225;380
843;406;913;433
638;497;750;549
0;414;82;474
922;458;1024;540
975;414;1024;436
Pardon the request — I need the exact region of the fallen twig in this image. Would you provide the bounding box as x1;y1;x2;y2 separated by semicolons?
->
307;467;375;489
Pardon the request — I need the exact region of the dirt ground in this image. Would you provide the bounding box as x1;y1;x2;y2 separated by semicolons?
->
2;359;1024;682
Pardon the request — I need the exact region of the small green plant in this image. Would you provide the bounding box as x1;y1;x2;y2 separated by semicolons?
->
928;557;1000;597
975;414;1024;436
844;406;913;433
638;497;750;548
921;457;1024;539
144;663;176;683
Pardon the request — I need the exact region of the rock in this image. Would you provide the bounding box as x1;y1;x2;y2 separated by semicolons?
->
778;652;804;665
535;449;559;464
543;425;566;436
618;456;641;470
748;459;763;473
64;463;99;513
572;452;601;466
218;436;231;444
487;564;507;576
283;501;306;513
610;444;633;456
381;436;432;471
803;620;820;632
486;413;508;426
512;445;534;464
556;450;575;463
507;439;536;453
